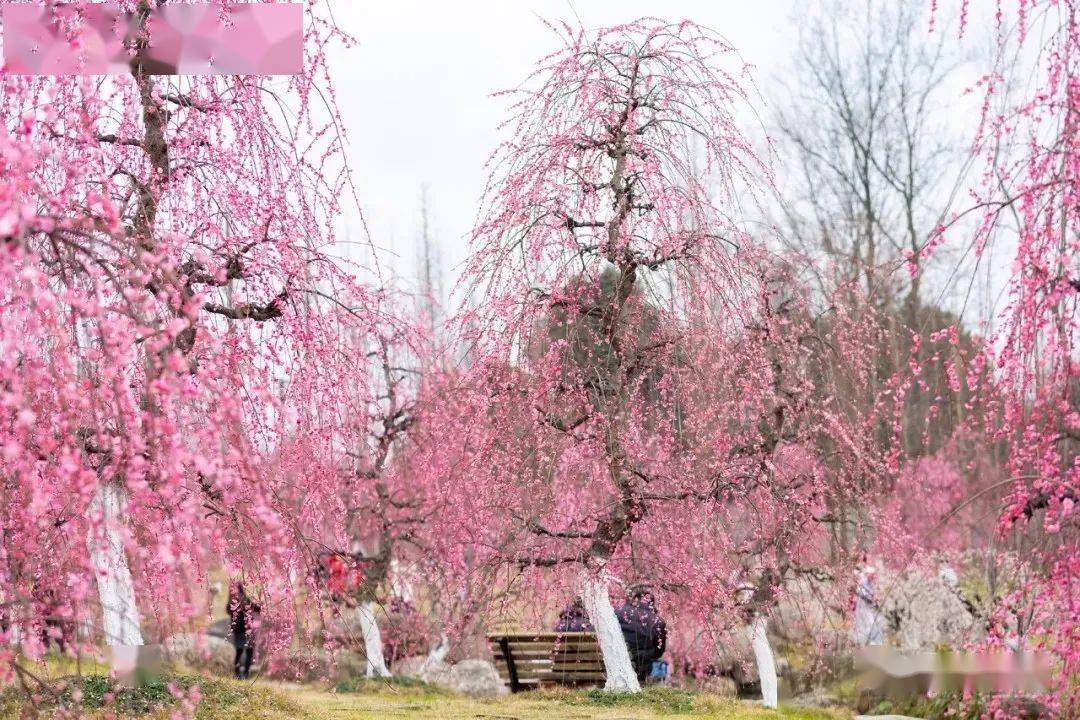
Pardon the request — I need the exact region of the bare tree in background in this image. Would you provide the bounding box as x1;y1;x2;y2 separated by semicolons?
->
775;0;971;323
772;0;1006;563
415;185;444;335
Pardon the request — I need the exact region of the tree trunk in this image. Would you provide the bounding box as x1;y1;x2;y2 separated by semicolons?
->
0;585;16;646
746;614;777;708
579;570;640;692
425;632;450;668
357;601;391;677
2;587;20;648
86;484;143;647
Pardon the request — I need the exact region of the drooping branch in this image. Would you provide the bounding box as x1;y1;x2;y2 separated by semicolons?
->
203;290;289;322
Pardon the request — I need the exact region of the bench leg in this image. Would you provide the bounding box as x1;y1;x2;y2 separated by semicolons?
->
498;637;522;693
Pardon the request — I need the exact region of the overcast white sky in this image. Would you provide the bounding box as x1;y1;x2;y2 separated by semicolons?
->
324;1;1011;326
327;1;802;294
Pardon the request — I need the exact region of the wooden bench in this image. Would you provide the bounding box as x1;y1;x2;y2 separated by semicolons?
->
487;631;606;692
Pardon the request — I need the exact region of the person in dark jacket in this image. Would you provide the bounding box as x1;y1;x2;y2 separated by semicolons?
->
615;585;667;682
554;598;593;633
228;582;260;680
33;587;70;654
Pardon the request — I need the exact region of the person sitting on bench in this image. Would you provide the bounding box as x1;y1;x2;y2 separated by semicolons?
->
554;598;593;632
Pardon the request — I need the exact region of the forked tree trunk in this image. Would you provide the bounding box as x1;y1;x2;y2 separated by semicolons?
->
86;484;143;647
579;570;640;692
357;601;391;677
746;614;777;708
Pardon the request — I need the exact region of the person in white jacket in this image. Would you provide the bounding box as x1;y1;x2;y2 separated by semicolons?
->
853;555;884;646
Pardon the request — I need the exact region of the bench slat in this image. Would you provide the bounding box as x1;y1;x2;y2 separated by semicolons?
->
495;659;553;669
490;641;600;650
487;635;598;641
493;649;602;660
498;669;607;680
488;631;606;692
490;642;601;650
496;669;549;676
488;634;596;639
551;651;603;658
495;660;553;671
497;666;605;678
497;673;549;682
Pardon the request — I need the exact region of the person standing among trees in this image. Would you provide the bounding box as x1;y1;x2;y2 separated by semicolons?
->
615;585;668;683
853;554;884;646
32;586;70;654
228;582;260;680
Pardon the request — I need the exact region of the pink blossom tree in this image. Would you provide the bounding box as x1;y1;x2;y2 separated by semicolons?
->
927;1;1079;711
0;0;384;677
309;306;439;678
431;19;884;695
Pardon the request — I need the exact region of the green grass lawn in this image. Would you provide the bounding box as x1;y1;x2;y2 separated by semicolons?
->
279;681;849;720
0;658;851;719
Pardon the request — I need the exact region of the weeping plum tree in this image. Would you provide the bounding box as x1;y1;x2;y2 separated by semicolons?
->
343;323;416;678
0;0;381;669
929;1;1080;711
319;307;435;678
438;19;882;694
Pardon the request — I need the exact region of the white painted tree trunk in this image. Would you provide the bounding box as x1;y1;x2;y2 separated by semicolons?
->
0;586;16;646
2;583;21;647
746;614;777;709
86;484;143;647
357;601;391;677
425;632;450;669
579;570;640;692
